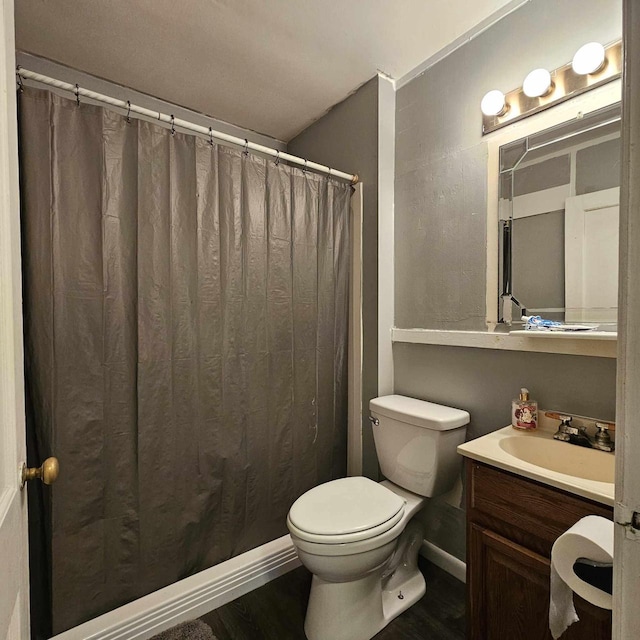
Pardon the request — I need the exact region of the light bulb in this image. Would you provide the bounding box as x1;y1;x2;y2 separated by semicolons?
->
523;68;553;98
572;42;606;75
481;90;507;116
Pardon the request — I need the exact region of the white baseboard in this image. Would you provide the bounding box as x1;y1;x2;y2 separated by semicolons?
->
420;540;467;584
52;534;300;640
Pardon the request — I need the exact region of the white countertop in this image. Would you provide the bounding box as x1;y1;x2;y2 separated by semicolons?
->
458;421;615;507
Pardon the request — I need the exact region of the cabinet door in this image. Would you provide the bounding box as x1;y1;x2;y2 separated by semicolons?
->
468;524;611;640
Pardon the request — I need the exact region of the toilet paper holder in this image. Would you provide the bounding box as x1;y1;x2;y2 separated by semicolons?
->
573;557;613;595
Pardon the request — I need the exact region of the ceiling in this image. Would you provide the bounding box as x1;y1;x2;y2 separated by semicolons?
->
16;0;517;141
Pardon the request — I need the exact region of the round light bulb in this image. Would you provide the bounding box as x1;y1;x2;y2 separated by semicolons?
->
523;68;553;98
481;90;507;116
572;42;606;75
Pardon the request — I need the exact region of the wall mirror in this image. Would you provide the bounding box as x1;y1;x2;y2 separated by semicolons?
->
498;102;621;329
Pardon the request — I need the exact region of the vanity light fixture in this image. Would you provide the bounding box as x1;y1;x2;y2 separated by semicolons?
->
522;68;553;98
572;42;606;75
481;90;508;117
481;39;622;135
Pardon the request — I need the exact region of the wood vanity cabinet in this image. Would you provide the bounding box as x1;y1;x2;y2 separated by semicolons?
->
466;459;613;640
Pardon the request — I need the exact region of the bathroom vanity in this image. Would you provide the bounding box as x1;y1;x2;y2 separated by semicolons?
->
459;424;614;640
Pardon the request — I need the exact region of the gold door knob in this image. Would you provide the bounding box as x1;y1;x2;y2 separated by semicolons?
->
21;457;59;488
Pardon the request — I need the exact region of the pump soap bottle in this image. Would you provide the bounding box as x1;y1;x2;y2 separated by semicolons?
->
512;388;538;431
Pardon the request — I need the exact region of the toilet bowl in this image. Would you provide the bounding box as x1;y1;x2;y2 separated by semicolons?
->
287;395;470;640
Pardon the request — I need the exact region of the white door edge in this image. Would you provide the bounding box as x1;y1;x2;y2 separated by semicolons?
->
0;0;30;637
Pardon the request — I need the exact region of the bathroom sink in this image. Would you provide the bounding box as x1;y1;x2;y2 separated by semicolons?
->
498;436;615;483
457;421;615;506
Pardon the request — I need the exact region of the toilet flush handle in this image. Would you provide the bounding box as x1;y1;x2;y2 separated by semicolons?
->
369;416;380;426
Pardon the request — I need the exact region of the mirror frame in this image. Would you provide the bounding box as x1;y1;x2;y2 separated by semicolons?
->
485;79;622;332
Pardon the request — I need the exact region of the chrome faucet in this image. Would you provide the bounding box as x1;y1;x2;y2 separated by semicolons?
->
593;423;615;452
552;416;591;447
553;415;575;441
551;414;615;452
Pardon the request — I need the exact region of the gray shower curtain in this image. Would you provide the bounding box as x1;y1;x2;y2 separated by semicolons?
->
19;87;351;634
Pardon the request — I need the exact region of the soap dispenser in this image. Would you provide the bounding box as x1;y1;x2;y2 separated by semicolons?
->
512;388;538;431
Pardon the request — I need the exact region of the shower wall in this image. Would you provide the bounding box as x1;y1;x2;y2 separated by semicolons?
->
20;87;352;634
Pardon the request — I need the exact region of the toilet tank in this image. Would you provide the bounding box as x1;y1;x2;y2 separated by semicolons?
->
370;395;470;497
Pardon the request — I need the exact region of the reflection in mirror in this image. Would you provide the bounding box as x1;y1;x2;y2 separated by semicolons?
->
498;103;621;329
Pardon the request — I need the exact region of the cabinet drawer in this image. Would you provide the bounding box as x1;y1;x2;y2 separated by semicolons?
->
467;460;613;552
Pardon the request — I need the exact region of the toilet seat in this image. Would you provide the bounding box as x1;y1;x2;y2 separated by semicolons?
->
288;477;406;545
288;513;408;557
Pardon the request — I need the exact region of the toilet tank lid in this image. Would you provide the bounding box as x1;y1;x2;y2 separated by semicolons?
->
370;395;470;431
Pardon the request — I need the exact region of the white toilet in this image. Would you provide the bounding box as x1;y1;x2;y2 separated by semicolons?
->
287;394;470;640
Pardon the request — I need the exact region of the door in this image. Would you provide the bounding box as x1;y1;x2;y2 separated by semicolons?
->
0;0;30;637
615;2;640;638
564;187;619;324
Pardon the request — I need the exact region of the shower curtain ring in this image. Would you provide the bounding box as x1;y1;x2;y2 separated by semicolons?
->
275;150;280;166
327;167;332;180
16;67;24;93
209;127;214;146
75;83;80;106
126;100;131;124
303;158;308;174
170;114;176;135
243;138;249;156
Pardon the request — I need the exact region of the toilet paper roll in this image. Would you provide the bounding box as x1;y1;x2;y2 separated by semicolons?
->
549;562;578;640
551;515;614;610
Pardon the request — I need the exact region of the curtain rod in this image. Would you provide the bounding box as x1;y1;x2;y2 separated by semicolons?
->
16;67;359;185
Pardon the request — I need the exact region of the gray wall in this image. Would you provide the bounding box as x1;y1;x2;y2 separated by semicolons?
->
289;77;380;479
576;137;622;195
394;344;617;442
394;0;622;561
394;343;617;560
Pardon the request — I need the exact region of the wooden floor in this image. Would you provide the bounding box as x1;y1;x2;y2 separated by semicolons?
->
201;557;466;640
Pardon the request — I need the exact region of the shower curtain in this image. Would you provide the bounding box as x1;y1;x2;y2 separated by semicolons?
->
19;87;351;635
